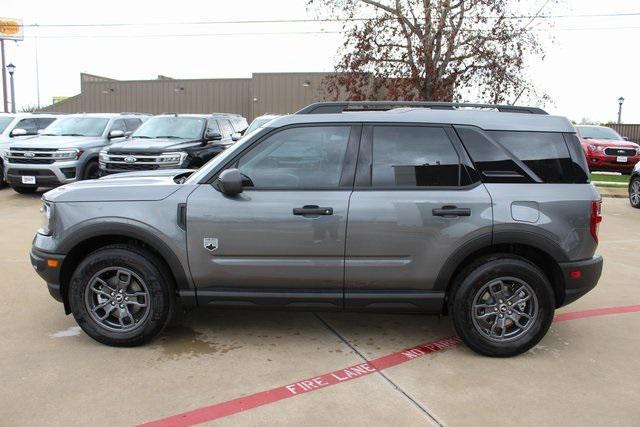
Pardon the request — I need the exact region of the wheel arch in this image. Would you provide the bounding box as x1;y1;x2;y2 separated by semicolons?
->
437;235;568;314
57;223;192;314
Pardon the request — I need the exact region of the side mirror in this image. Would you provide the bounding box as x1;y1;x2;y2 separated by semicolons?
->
109;130;125;139
231;132;242;142
623;136;629;141
216;168;243;195
205;130;222;141
10;128;27;137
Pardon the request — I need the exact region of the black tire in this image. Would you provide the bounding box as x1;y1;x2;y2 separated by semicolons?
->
68;245;175;347
81;160;100;180
449;255;555;357
629;177;640;208
0;160;6;188
12;186;38;194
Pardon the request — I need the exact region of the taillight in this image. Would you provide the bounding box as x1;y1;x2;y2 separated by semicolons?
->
590;200;602;242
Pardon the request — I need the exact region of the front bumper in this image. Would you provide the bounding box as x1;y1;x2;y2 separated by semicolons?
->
586;153;640;172
558;255;603;306
30;247;66;303
6;160;80;187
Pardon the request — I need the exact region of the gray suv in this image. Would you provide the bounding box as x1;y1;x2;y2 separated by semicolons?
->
30;102;603;357
3;113;147;193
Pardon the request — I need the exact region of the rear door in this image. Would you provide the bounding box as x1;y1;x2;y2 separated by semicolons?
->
345;124;493;312
186;124;361;309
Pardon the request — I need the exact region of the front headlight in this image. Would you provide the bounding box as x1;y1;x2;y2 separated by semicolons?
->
588;145;605;153
39;201;54;236
158;152;186;164
52;148;81;161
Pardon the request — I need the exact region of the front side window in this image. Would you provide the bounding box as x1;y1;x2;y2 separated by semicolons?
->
371;126;460;187
42;117;110;137
14;118;38;134
124;118;142;132
237;126;351;189
110;119;127;132
132;117;205;140
218;120;233;137
34;117;56;130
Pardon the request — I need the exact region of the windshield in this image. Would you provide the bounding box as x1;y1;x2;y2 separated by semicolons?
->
42;117;109;137
132;117;205;139
0;116;15;133
577;126;623;141
245;117;275;135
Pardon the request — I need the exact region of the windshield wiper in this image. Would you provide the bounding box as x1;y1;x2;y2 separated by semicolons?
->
134;136;152;139
61;133;86;136
155;135;183;139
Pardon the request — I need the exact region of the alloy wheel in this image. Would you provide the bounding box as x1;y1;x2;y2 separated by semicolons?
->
84;267;150;332
471;277;538;342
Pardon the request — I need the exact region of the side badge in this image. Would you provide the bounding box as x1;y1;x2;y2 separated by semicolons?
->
203;238;218;252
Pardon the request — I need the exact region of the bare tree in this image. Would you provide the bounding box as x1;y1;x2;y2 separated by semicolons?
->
309;0;552;104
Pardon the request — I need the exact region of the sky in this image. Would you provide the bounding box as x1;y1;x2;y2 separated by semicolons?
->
1;0;639;123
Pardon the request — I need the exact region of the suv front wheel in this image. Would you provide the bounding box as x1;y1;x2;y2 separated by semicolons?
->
68;245;174;346
449;255;555;357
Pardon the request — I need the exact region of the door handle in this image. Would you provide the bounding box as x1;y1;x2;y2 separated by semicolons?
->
432;206;471;217
293;205;333;216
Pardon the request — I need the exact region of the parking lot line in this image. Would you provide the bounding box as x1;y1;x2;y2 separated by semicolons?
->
139;304;640;427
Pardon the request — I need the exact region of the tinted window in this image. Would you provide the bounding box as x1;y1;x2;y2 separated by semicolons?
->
371;126;460;187
124;118;142;132
488;131;576;183
35;118;56;130
110;119;127;132
237;126;350;189
14;118;38;134
207;120;220;134
218;120;233;137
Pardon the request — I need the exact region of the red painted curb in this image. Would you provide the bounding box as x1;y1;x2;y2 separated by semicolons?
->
140;304;640;427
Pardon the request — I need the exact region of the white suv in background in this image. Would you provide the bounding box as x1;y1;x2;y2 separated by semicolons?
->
0;113;64;185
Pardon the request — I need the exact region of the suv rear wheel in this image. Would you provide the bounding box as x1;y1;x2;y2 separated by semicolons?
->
449;255;555;357
629;177;640;208
68;245;174;346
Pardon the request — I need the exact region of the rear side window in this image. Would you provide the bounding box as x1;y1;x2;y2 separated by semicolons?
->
457;127;588;184
487;131;575;183
371;126;460;187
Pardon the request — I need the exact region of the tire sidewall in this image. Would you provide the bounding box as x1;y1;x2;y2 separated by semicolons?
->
451;257;555;357
69;248;172;346
82;160;100;180
629;177;640;208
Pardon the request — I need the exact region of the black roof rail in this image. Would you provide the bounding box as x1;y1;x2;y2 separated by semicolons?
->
119;112;151;116
295;101;547;115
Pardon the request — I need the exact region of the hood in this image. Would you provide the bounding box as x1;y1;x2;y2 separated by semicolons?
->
580;138;639;149
44;175;183;203
107;137;202;154
7;135;104;149
99;168;194;180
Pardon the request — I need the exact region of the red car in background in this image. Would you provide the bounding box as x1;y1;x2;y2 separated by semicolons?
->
576;125;640;173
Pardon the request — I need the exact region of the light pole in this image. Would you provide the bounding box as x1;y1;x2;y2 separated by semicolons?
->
617;96;625;124
7;63;15;113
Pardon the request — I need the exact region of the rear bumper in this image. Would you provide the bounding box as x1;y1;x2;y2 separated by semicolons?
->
558;255;603;306
30;247;66;303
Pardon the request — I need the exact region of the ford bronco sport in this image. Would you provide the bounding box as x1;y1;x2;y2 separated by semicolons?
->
30;102;603;357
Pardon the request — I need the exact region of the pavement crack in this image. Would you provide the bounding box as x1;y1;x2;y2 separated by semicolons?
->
313;312;444;426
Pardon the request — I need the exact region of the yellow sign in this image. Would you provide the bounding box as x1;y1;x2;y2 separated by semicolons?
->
0;18;24;41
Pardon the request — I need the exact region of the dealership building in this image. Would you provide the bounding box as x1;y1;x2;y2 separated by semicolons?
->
41;72;338;120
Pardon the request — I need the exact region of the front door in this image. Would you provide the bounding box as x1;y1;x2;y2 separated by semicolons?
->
186;124;361;310
345;124;493;312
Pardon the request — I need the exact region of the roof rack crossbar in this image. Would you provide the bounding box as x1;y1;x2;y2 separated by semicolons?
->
296;101;547;115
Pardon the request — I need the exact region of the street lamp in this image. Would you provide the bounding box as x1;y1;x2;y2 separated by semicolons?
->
617;96;625;124
6;63;15;113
